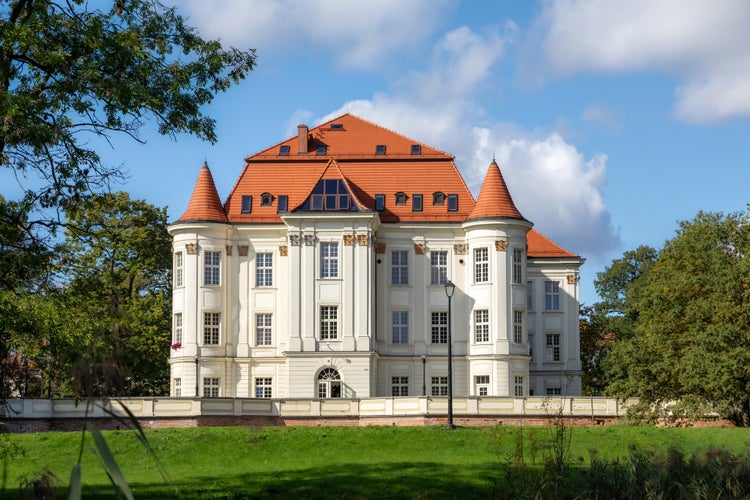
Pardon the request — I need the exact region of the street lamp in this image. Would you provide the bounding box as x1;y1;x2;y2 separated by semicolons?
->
421;355;427;396
444;280;456;429
194;356;200;397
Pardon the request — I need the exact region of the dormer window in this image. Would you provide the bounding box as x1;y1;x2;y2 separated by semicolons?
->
411;144;422;155
375;145;386;155
261;192;273;207
447;194;458;212
412;194;423;212
316;145;327;155
330;123;343;130
277;195;288;213
433;192;445;206
279;145;290;156
375;194;385;211
395;192;407;206
241;195;252;213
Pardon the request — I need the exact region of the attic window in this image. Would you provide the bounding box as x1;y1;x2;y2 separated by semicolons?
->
433;192;445;206
375;145;386;155
316;145;327;155
412;194;423;212
330;123;343;130
447;194;458;212
261;192;273;206
395;192;407;206
279;145;290;156
375;194;385;211
411;144;422;155
241;195;252;213
277;195;288;213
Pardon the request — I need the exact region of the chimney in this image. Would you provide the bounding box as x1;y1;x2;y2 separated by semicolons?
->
297;124;309;154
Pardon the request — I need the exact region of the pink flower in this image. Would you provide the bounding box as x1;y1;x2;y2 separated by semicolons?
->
171;342;182;350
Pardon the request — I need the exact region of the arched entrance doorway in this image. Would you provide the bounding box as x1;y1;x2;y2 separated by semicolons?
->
317;368;341;398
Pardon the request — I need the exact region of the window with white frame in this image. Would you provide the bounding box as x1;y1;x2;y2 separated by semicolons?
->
256;252;273;287
512;248;523;284
546;333;561;362
527;281;534;311
174;251;183;288
204;250;221;286
173;313;183;346
430;250;448;285
546;387;562;396
514;376;524;397
431;376;448;396
173;378;181;397
317;368;342;398
255;377;272;398
544;280;560;311
203;312;220;345
320;306;338;340
391;250;408;285
528;333;534;360
320;242;339;278
513;310;524;344
474;247;488;283
392;311;408;344
431;311;448;344
475;375;490;396
203;377;220;398
256;313;272;346
474;309;489;343
391;376;409;396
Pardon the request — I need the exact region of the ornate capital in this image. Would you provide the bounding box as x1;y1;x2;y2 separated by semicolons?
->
186;243;198;255
375;243;386;254
225;245;233;256
495;240;508;251
357;234;369;246
414;243;426;255
304;234;315;246
289;235;301;246
238;245;249;257
343;234;355;246
279;245;288;257
453;243;468;255
567;274;578;285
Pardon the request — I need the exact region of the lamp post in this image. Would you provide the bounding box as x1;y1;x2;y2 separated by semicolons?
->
421;355;427;396
194;356;200;397
444;280;456;429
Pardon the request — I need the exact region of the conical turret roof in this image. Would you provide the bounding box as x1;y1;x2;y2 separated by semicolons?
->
467;160;526;221
176;162;228;223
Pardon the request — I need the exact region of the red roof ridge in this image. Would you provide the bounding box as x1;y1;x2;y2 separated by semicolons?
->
527;229;578;258
177;163;228;223
467;160;525;221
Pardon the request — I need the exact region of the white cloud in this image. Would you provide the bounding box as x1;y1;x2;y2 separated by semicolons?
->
529;0;750;123
580;103;619;129
180;0;452;69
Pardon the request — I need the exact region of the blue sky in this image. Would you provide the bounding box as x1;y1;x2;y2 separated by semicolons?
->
22;1;750;305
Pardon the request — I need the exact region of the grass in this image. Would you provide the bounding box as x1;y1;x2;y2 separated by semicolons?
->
4;424;750;498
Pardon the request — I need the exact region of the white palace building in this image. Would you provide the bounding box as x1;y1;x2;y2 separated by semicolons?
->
168;114;584;400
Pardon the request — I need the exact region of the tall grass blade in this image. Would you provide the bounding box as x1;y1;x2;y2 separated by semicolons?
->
85;423;134;500
67;464;81;500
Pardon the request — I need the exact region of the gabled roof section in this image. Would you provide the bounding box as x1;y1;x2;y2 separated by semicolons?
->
292;159;368;212
467;160;526;221
527;229;578;258
176;163;228;223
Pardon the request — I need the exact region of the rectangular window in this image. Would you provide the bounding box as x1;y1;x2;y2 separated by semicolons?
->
528;333;534;360
514;376;524;397
375;194;385;211
411;144;422;155
256;313;272;346
320;306;338;340
174;378;181;397
391;376;409;396
320;242;339;278
204;251;221;286
279;145;290;155
431;376;448;396
203;312;220;345
474;309;489;343
241;195;252;213
527;281;534;311
513;310;524;344
255;377;273;398
391;250;408;285
430;250;448;285
474;247;488;283
447;194;458;212
546;333;561;362
392;311;409;344
412;194;423;212
431;311;448;344
256;252;273;287
376;144;386;155
277;195;288;213
173;313;183;345
203;377;220;398
546;387;562;396
475;375;490;396
545;280;560;311
174;252;183;288
513;248;523;284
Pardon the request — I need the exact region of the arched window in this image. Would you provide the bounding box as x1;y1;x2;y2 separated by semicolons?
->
433;191;445;206
261;192;274;206
395;192;407;206
317;368;342;398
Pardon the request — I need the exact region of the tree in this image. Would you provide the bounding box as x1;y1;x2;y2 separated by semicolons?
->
1;0;255;228
604;211;750;425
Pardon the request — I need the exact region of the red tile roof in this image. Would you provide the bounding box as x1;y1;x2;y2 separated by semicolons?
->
527;229;578;258
468;160;526;221
177;163;228;223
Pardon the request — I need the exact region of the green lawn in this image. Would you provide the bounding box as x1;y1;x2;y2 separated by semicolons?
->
4;424;750;498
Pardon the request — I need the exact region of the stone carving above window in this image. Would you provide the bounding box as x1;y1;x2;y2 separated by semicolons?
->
279;245;288;257
238;245;249;257
414;243;426;255
495;240;508;251
186;243;198;255
343;235;355;246
453;243;468;255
